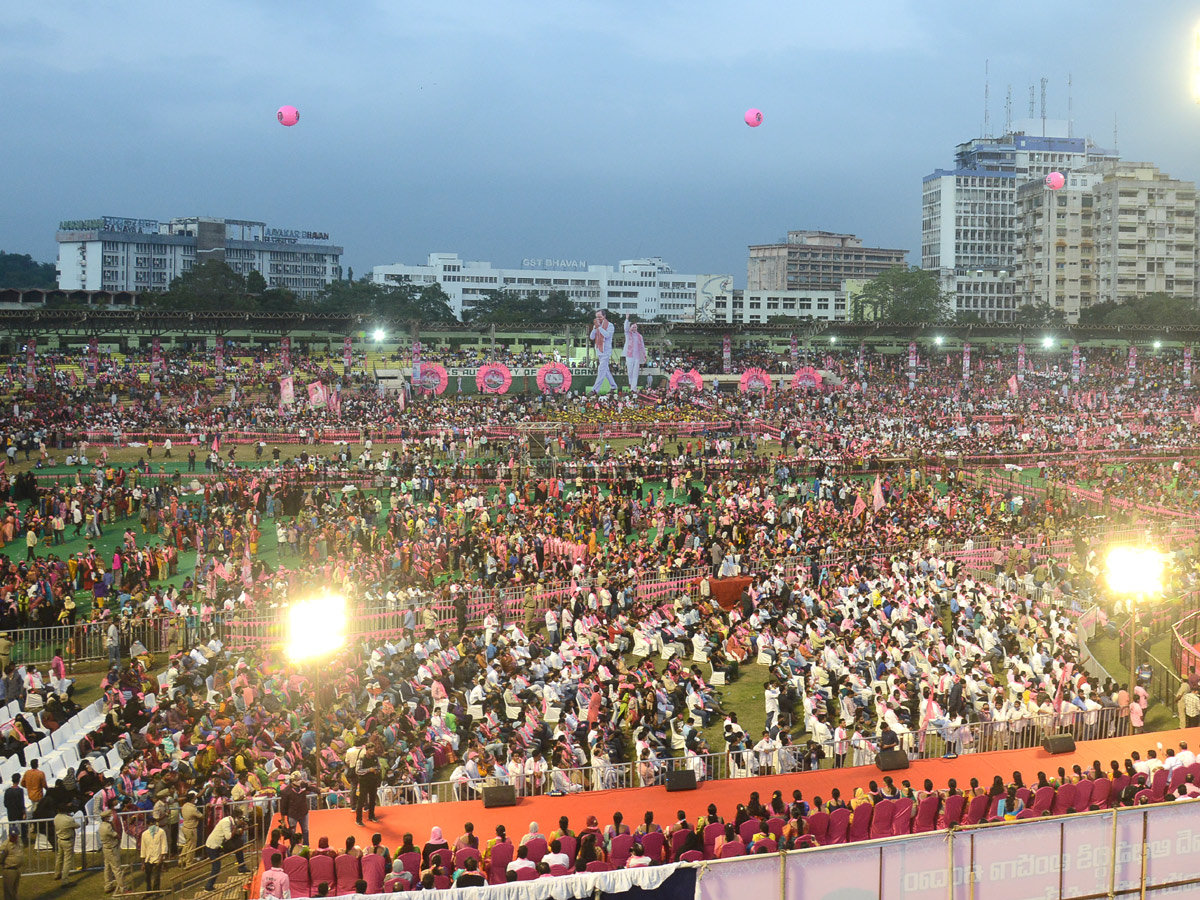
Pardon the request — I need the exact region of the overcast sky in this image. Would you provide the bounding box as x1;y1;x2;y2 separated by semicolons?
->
4;1;1200;284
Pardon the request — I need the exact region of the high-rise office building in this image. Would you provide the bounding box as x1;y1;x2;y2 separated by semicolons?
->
921;120;1118;321
1015;162;1196;319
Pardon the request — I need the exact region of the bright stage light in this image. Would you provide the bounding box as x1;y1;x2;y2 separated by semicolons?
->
373;329;385;342
935;336;944;346
1105;546;1165;597
1042;336;1054;349
287;592;348;661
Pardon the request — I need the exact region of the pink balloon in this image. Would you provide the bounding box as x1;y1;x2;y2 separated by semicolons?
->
744;108;763;127
1045;171;1065;191
277;105;300;127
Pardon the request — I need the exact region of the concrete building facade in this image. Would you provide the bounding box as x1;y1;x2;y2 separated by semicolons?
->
1014;162;1196;320
372;253;731;322
747;230;906;292
921;120;1119;321
55;216;343;298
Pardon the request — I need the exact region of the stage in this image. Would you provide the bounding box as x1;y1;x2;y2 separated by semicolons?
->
266;726;1200;876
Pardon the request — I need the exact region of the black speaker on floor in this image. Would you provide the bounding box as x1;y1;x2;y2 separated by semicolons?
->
665;770;698;792
1042;734;1076;755
876;750;910;771
482;785;518;808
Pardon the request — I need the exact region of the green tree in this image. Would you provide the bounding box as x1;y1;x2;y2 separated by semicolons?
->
851;267;950;323
1012;303;1067;327
314;277;455;322
1078;293;1200;327
0;252;56;289
467;289;591;325
152;261;252;310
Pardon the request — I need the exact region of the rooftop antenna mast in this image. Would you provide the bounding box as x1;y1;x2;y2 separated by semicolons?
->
1067;73;1074;138
1004;85;1012;133
1028;85;1035;118
1040;77;1048;136
983;59;991;137
1113;114;1119;153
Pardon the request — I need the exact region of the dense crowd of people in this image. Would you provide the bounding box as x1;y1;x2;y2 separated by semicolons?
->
0;329;1197;895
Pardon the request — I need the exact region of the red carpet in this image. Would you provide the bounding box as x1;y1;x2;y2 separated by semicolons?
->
279;726;1200;859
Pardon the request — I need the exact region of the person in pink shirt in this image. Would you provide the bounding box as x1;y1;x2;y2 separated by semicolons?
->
260;852;292;899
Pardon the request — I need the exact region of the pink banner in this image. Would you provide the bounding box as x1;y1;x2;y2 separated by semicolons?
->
789;335;798;369
215;336;225;386
87;337;98;386
962;342;971;384
1071;343;1080;384
722;336;731;374
279;375;295;407
151;336;162;384
907;341;916;389
25;337;35;390
1017;342;1026;382
343;336;352;372
1127;343;1137;384
281;336;291;372
307;381;328;409
1186;345;1193;384
412;340;422;387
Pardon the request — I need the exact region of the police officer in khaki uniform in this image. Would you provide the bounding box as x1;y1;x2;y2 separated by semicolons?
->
52;808;77;881
180;792;202;867
0;826;22;900
0;635;11;674
98;809;125;894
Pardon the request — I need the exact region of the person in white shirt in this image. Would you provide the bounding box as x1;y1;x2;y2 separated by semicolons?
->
625;845;652;868
763;683;780;730
542;841;570;869
1176;742;1196;768
588;311;617;395
506;846;536;873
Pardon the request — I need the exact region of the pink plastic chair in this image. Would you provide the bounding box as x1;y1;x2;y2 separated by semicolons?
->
703;823;724;858
738;820;758;843
558;836;577;860
941;795;965;828
282;856;309;898
488;842;514;885
1111;775;1131;798
524;837;548;866
431;848;453;872
309;855;335;895
869;799;895;839
765;817;785;839
640;831;665;863
399;851;421;883
679;850;704;863
1073;780;1094;810
361;854;386;894
754;838;777;853
964;795;990;825
848;803;873;842
912;795;940;833
670;830;690;861
586;861;615;872
517;868;537;882
609;834;634;869
434;874;452;889
1149;770;1169;802
805;811;830;845
1091;779;1113;809
719;840;746;858
825;808;851;844
1030;785;1055;814
334;854;360;896
891;800;913;835
549;865;571;877
1051;783;1077;816
454;847;482;870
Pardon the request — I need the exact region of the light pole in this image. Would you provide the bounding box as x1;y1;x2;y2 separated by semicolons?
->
286;592;348;791
1105;546;1165;716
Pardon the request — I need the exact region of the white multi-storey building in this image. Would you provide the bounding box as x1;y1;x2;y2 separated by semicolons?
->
709;288;846;324
1014;162;1197;321
56;216;343;298
371;253;732;322
921;120;1119;321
